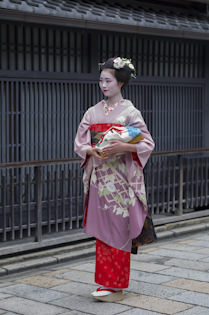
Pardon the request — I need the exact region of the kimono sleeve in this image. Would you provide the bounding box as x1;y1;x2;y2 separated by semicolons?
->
74;109;92;166
129;108;155;168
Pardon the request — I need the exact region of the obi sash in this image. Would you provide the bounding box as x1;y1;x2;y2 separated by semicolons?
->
89;123;123;147
89;123;143;167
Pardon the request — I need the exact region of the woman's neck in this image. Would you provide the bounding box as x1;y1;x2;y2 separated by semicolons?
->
106;93;123;106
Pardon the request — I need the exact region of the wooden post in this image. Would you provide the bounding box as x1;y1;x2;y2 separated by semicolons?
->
203;43;209;151
2;176;6;242
35;166;42;242
177;155;183;216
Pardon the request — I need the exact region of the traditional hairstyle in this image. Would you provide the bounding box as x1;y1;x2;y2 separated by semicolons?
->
99;57;136;88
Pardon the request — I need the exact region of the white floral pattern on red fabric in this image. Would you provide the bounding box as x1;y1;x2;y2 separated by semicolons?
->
95;239;130;289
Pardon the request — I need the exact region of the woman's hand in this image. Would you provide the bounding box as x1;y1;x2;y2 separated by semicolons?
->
101;140;136;156
86;147;106;160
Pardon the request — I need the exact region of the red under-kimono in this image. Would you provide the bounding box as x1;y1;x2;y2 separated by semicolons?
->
95;239;130;288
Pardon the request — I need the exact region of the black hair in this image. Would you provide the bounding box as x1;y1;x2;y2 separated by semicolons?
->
100;58;133;88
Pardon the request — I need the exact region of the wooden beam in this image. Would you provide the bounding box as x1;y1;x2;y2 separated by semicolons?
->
184;0;209;3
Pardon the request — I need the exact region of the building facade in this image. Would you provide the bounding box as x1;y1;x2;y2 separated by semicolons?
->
0;0;209;244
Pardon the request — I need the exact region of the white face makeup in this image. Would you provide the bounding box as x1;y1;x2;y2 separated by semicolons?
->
99;70;122;99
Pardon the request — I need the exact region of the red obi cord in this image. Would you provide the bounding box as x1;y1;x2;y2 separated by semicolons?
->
95;239;131;289
89;123;123;132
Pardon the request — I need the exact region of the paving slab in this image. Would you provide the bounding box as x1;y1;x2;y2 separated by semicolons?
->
164;258;209;271
195;247;209;255
188;240;209;248
164;279;209;294
0;292;12;300
157;266;209;282
130;269;176;284
68;262;95;273
131;253;169;265
177;239;196;245
60;312;92;315
50;294;131;315
138;247;157;254
160;243;203;252
51;281;97;297
0;282;14;288
0;297;65;315
119;293;192;314
0;283;69;303
55;270;95;285
149;249;206;260
195;235;209;241
169;291;209;307
199;256;209;262
43;268;71;277
15;275;69;288
61;312;92;315
116;309;161;314
175;306;209;315
126;280;185;298
131;260;169;272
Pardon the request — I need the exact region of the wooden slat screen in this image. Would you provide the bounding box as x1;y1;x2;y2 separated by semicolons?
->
0;79;204;163
0;22;206;78
0;23;91;73
124;83;203;151
0;79;102;162
99;34;205;79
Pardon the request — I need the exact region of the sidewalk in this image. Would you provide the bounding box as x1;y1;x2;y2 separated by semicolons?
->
1;230;209;314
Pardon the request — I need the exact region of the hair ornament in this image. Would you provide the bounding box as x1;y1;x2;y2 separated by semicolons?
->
98;62;105;70
113;57;136;78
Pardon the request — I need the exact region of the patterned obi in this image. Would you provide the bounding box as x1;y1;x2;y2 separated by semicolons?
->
89;122;144;168
89;123;123;147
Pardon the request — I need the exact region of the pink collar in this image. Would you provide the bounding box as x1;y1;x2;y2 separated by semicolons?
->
101;99;124;115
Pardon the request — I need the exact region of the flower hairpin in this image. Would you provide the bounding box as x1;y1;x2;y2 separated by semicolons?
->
98;57;136;78
113;57;136;78
98;62;105;70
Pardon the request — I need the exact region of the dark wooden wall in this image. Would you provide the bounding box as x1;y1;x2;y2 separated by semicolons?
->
0;21;209;243
0;21;207;163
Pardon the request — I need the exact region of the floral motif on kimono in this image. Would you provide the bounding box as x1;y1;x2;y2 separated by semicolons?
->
74;99;155;252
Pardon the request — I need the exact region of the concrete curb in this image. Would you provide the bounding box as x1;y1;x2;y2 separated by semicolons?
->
0;241;96;277
0;219;208;277
0;247;96;277
155;215;209;240
156;222;208;240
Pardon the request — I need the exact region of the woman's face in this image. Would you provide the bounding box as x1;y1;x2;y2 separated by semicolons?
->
99;70;122;98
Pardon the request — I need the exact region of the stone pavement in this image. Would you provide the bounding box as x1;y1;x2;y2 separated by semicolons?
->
1;231;209;314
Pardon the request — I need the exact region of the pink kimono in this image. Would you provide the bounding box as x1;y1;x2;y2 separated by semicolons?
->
74;99;155;253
